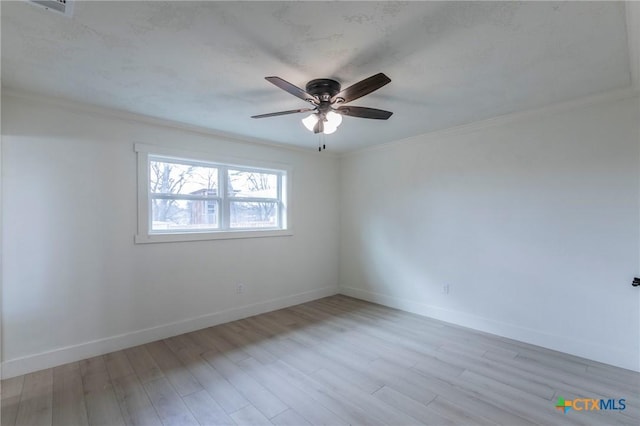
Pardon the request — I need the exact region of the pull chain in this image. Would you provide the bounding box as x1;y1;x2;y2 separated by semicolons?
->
318;133;327;152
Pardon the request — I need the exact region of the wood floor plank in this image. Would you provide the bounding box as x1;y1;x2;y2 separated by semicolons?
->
237;357;349;426
241;316;287;338
316;301;447;360
582;364;640;397
515;350;589;375
79;356;106;377
124;345;164;384
263;337;328;375
145;340;203;397
52;362;89;426
182;389;235;426
294;305;425;367
427;396;498;426
412;353;465;380
320;360;382;394
311;367;420;425
587;363;640;387
241;315;321;354
277;312;380;363
317;297;445;343
203;350;288;419
343;357;438;407
483;347;634;399
199;327;252;363
410;343;533;387
373;385;455;425
14;369;53;426
81;358;126;426
168;345;250;414
1;375;24;426
226;328;322;376
111;373;162;426
217;323;279;365
185;329;222;354
369;358;534;425
143;378;198;426
163;334;207;356
455;369;583;425
104;351;135;381
430;345;557;400
270;360;386;426
230;404;273;426
313;335;379;364
266;309;304;327
270;408;312;426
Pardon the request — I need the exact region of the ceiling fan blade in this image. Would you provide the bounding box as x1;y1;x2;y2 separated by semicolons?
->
265;76;319;105
331;73;391;104
251;108;314;119
335;106;393;120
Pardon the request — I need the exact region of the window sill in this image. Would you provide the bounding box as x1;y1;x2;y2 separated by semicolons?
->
135;229;293;244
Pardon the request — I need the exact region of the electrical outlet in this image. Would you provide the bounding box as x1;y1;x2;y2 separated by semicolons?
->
443;284;450;295
236;283;245;294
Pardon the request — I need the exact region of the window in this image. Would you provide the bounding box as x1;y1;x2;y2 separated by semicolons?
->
136;144;290;243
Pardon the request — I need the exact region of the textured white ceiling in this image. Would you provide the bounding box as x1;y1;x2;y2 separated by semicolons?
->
1;1;633;152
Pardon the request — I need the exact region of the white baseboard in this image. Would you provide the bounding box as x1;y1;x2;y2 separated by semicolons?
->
1;286;338;379
339;286;639;372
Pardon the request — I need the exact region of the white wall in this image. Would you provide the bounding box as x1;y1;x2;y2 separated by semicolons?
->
1;93;340;377
339;94;640;371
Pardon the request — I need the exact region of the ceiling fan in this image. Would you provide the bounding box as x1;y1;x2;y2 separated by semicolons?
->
251;73;393;138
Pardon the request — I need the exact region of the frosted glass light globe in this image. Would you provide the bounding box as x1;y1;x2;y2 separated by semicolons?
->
326;111;343;127
301;114;318;131
323;124;338;134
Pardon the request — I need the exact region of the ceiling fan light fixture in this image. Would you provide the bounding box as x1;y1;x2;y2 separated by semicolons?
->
301;114;318;131
302;111;342;134
256;73;392;143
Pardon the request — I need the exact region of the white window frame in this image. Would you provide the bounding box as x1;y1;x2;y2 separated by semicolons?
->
135;144;292;244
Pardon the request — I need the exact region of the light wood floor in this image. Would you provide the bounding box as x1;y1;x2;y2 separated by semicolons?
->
2;295;638;426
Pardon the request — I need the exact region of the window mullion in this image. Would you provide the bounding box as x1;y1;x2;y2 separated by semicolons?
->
150;194;220;201
143;153;152;235
277;173;282;228
221;166;230;230
226;197;278;203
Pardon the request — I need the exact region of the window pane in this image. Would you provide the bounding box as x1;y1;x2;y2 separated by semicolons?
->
227;170;278;198
151;198;219;231
230;201;278;228
150;159;218;196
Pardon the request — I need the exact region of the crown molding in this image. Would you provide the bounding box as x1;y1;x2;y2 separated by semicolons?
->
343;86;639;157
0;88;338;158
626;1;640;89
3;85;636;160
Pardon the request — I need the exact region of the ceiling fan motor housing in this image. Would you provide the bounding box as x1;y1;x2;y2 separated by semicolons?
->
306;79;341;103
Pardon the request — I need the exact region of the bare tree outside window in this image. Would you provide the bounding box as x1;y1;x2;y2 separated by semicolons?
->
228;170;279;228
150;160;219;230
